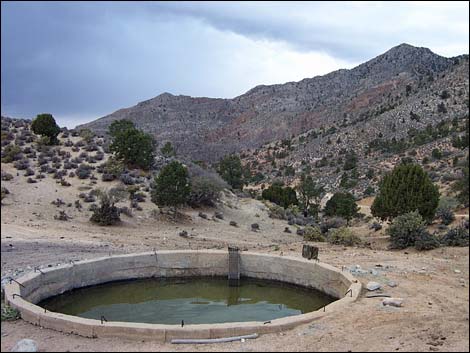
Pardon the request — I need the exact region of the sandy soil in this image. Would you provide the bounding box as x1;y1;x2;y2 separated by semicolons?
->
1;159;469;352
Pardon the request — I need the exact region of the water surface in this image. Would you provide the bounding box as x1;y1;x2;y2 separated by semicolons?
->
40;277;334;324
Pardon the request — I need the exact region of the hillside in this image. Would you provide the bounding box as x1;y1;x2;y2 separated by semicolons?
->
1;116;468;352
241;53;469;197
78;44;468;163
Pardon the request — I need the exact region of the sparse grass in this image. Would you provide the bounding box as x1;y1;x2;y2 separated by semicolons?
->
1;304;20;321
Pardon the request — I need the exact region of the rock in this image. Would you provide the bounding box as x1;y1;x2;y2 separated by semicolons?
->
178;230;188;238
296;228;305;236
366;281;381;291
214;211;224;220
382;298;403;307
349;265;368;276
454;269;461;273
370;269;379;276
198;212;208;219
387;281;398;287
229;221;238;227
11;339;38;352
284;227;292;233
251;223;260;231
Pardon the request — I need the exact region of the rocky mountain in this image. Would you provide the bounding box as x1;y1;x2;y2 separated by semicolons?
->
78;44;468;166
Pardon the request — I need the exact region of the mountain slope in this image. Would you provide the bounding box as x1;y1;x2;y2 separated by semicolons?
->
78;44;466;162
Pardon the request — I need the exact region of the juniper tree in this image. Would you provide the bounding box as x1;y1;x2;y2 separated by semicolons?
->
161;142;176;158
108;119;155;170
324;192;359;224
297;174;323;217
453;157;469;207
151;161;190;209
31;114;61;145
371;163;439;222
262;181;298;209
217;154;244;190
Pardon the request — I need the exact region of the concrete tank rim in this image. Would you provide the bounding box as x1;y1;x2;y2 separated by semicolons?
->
4;250;361;341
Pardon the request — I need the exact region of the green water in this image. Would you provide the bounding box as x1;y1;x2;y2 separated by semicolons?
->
39;277;335;325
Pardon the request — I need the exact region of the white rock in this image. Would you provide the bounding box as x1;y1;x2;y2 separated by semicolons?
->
11;339;38;352
366;281;381;291
454;269;461;273
387;281;398;287
382;298;403;307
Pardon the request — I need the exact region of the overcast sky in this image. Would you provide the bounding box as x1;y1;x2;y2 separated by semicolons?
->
1;1;469;128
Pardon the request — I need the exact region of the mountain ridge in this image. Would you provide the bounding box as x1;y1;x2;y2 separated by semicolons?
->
78;43;467;163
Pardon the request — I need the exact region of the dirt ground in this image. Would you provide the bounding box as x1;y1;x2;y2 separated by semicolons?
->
1;161;469;352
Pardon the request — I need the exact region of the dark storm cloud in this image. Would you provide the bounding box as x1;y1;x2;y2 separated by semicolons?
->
1;1;468;128
143;1;468;60
146;1;370;59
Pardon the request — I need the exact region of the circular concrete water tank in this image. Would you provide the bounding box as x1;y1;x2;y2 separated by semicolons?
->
4;250;361;341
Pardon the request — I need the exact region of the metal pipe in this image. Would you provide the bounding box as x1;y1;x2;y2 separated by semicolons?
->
171;333;259;344
8;278;25;288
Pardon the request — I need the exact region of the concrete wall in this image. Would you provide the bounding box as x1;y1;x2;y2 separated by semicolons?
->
4;250;361;341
